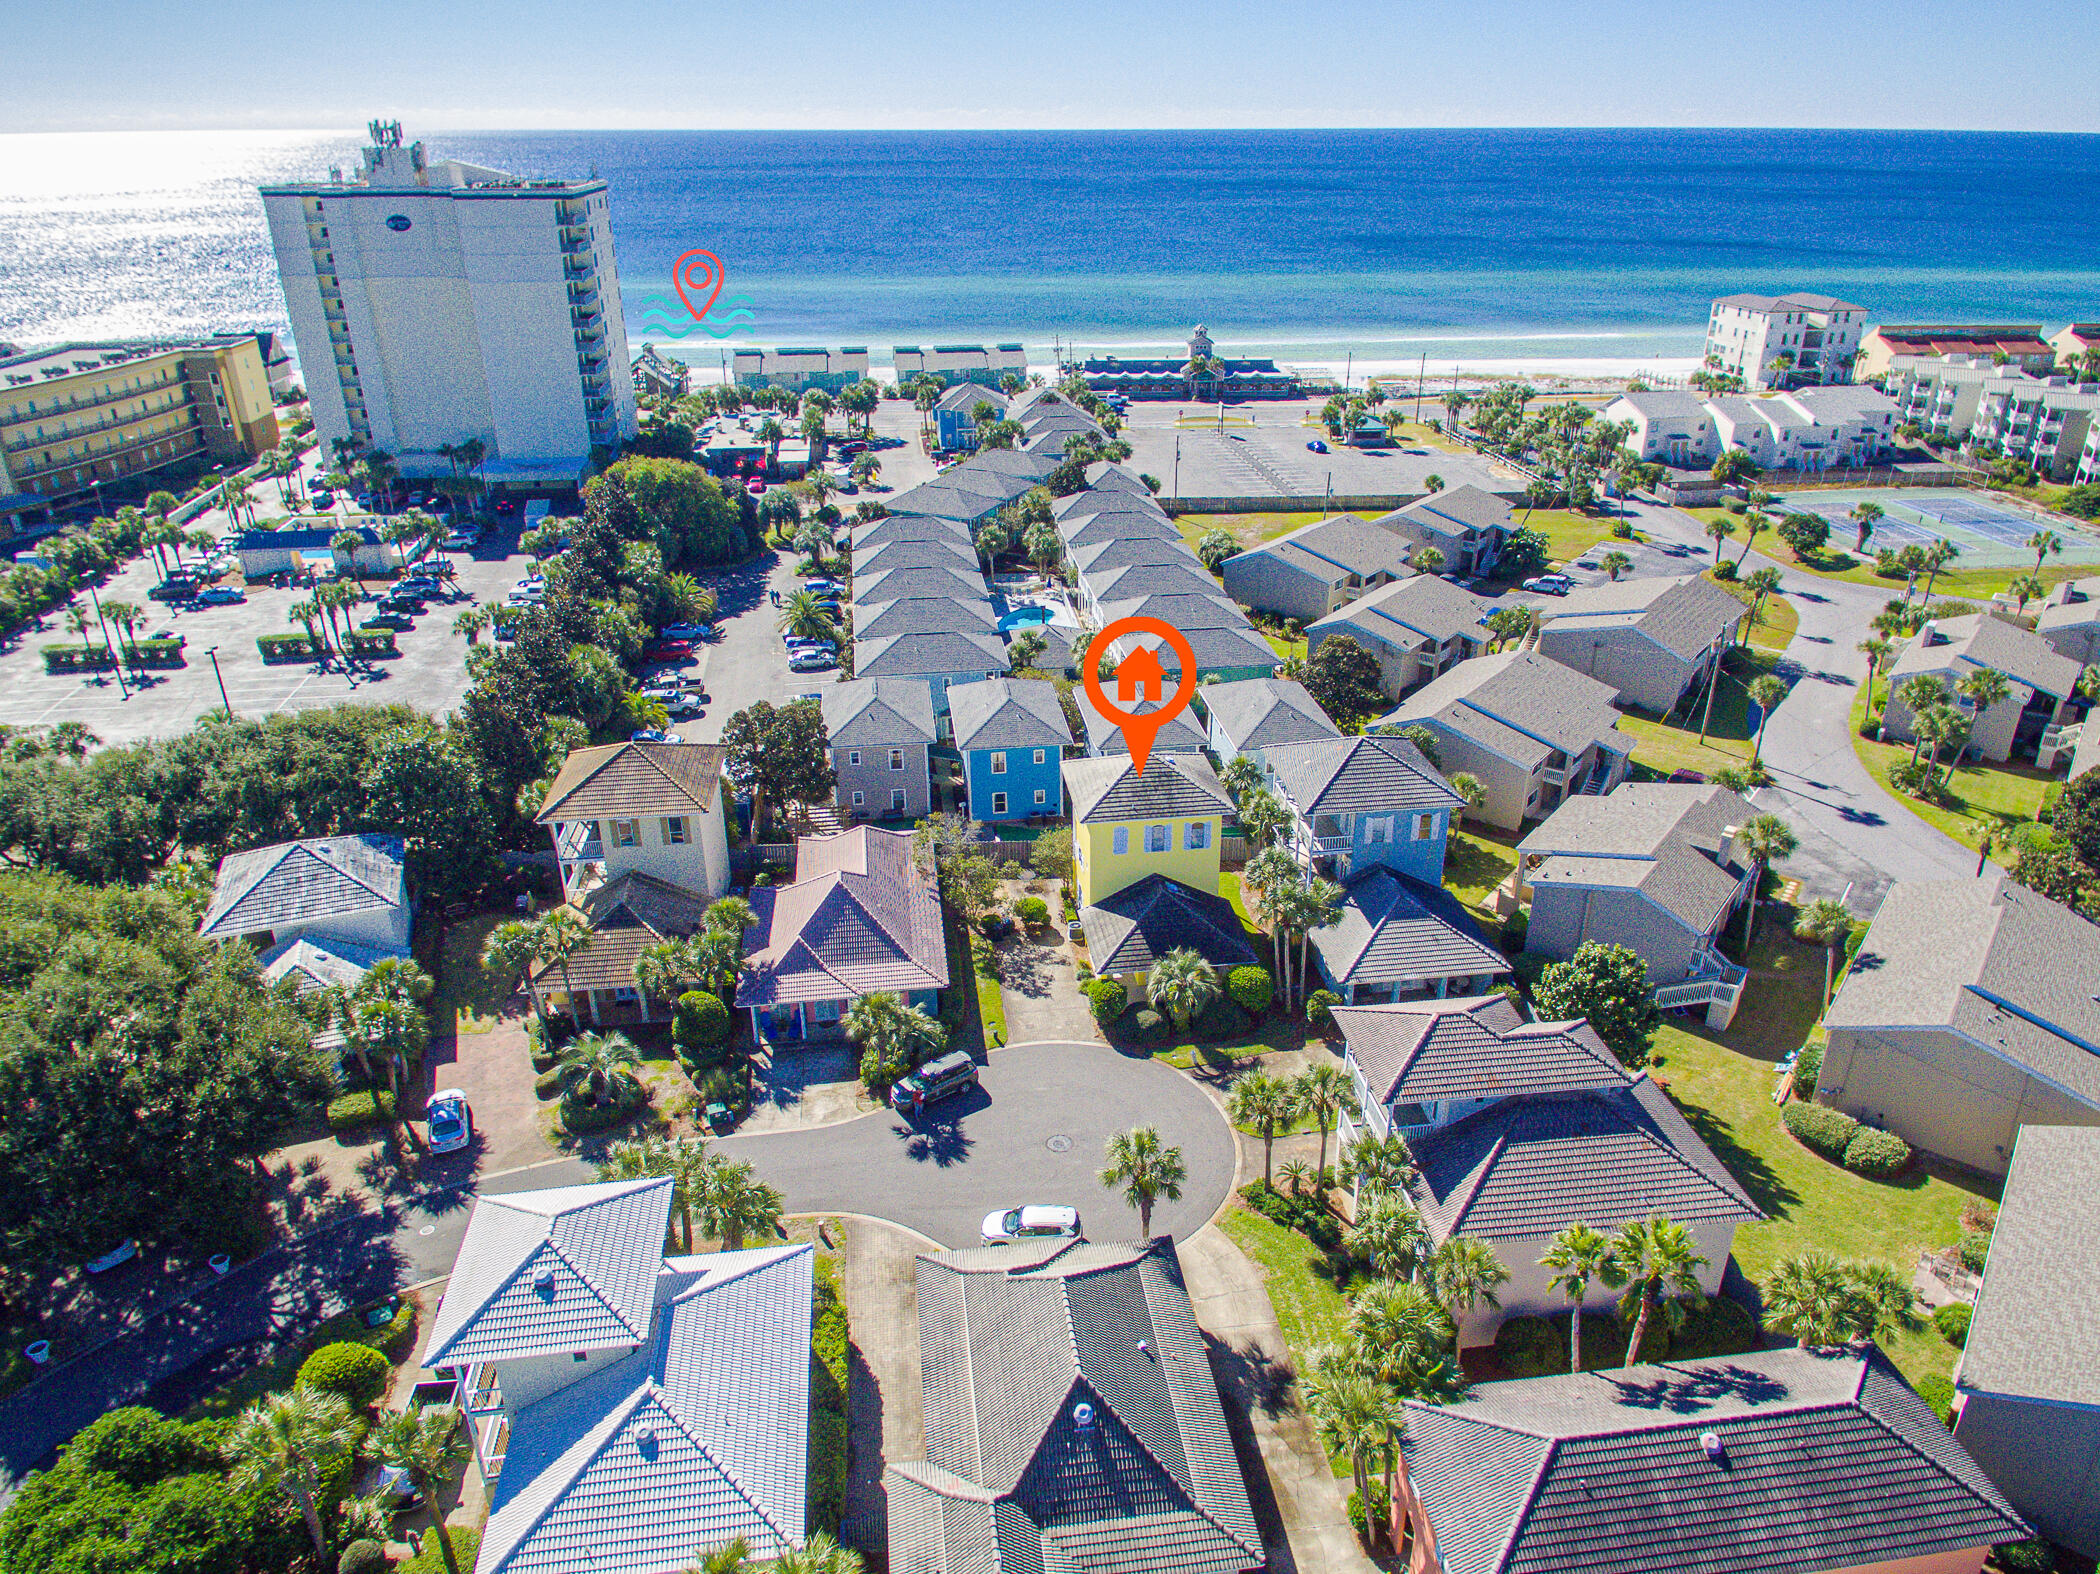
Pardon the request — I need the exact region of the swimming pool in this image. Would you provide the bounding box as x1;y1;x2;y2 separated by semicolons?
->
998;606;1054;632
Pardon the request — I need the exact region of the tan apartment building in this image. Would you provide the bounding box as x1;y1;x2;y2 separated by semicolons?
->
0;336;279;519
1856;323;2057;380
1704;292;1868;390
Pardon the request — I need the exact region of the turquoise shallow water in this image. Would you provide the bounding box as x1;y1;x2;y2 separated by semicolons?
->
3;127;2096;371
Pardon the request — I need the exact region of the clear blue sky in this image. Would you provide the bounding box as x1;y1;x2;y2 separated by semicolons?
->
10;0;2099;133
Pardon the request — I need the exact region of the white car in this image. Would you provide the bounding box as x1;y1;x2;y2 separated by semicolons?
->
426;1088;473;1154
1522;574;1574;596
980;1205;1083;1245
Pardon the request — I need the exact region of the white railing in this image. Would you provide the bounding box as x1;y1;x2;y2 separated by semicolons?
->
1655;960;1749;1028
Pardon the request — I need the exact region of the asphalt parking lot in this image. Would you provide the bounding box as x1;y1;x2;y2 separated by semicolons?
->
0;514;530;748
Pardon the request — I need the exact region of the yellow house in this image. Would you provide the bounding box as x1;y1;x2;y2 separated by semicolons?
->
1063;754;1231;908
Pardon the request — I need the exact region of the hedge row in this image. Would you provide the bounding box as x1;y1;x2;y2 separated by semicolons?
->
42;645;115;671
1780;1101;1913;1178
258;633;318;661
809;1259;850;1537
325;1088;397;1131
1492;1296;1757;1377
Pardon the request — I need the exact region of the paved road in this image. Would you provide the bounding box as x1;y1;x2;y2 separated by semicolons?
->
1628;501;1973;910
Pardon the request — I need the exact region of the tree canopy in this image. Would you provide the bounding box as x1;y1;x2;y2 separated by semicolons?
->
1301;634;1387;733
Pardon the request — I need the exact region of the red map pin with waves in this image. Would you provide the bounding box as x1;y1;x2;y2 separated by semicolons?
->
1082;616;1199;776
672;250;726;326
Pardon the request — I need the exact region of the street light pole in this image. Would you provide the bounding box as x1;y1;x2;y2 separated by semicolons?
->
207;646;234;719
86;582;128;699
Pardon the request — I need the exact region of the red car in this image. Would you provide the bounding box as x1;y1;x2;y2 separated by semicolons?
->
644;640;695;662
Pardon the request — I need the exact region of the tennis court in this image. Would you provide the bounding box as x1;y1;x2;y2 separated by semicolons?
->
1773;487;2100;568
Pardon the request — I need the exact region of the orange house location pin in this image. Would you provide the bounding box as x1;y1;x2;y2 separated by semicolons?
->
1082;616;1199;776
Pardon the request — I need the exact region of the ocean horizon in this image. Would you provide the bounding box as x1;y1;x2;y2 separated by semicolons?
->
3;127;2097;382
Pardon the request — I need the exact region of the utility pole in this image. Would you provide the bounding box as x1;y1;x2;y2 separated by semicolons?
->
1173;434;1181;502
207;646;234;719
1343;351;1352;393
1697;631;1727;743
1414;353;1427;424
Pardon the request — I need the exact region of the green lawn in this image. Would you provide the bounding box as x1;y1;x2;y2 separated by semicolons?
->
1650;1012;1996;1390
1175;512;1325;559
1848;690;2062;858
1615;646;1784;780
1522;508;1639;566
1445;826;1520;922
400;1528;480;1574
1706;572;1799;653
1264;630;1306;662
975;967;1008;1049
431;911;511;1036
1218;1203;1351;1356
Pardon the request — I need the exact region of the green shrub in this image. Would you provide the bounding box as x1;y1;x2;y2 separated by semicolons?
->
1490;1308;1668;1373
1780;1100;1858;1161
1086;977;1126;1026
1014;896;1049;925
809;1262;850;1537
346;629;396;656
560;1085;643;1135
296;1342;389;1407
1305;988;1341;1028
1610;518;1635;539
1791;1039;1822;1098
41;644;115;672
337;1539;388;1574
1712;558;1739;581
1725;497;1748;514
325;1089;396;1131
1227;966;1274;1015
672;990;731;1055
1238;1179;1342;1250
62;1407;188;1484
1992;1538;2057;1573
1842;1124;1911;1179
257;632;316;661
1916;1373;1956;1426
1193;998;1249;1040
1132;1007;1168;1042
1934;1303;1972;1347
1668;1295;1760;1360
1491;1314;1565;1378
1958;1231;1993;1274
1344;1478;1389;1544
131;638;185;667
532;1067;565;1101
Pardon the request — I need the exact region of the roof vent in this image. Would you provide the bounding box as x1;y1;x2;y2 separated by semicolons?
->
534;1267;556;1295
1921;619;1941;645
1700;1431;1726;1463
637;1424;656;1447
1073;1402;1095;1432
1137;1339;1152;1359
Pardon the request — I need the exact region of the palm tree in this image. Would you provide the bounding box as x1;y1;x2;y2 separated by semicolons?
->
1294;1064;1353;1189
1227;1070;1299;1188
453;604;491;644
1346;1196;1433;1281
1351;1132;1416;1199
1242;844;1300;986
772;1532;866;1574
1235;786;1292;853
534;907;591;1025
102;598;140;661
376;1406;468;1573
481;919;549;1013
1734;812;1799;948
1761;1252;1923;1349
1915;702;1967;787
1304;1347;1407;1535
1099;1125;1186;1239
2006;574;2045;613
1216;754;1263;803
598;1133;674;1183
777;588;838;644
1347;1277;1456;1390
1291;877;1346;1012
1955;667;2011;764
228;1388;358;1562
1147;946;1219;1032
1895;675;1949;764
1611;1216;1708;1366
1427;1236;1510;1320
555;1030;644;1108
1792;897;1855;1006
1414;546;1446;575
1704;515;1738;566
64;605;94;657
2029;529;2064;575
1921;537;1960;602
634;938;698;1013
286;598;323;654
1850;501;1883;551
666;1137;714;1253
1746;673;1788;767
698;1156;784;1249
685;1537;755;1574
1858;635;1894;711
1599;550;1633;582
1539;1223;1618;1372
1447;772;1487;824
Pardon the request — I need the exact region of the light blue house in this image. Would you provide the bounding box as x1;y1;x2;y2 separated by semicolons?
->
934;382;1009;451
946;676;1073;822
1260;734;1466;886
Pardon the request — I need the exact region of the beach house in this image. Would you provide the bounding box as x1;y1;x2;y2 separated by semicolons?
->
1308;867;1510;1006
1307;574;1493;701
1220;513;1414;623
933;381;1006;449
1099;614;1281;685
1383;650;1634;830
1366;485;1513;576
199;832;412;958
1063;753;1231;908
1607;389;1720;468
534;740;733;905
882;448;1058;526
823;678;937;821
2038;574;2100;671
1856;323;2057;380
1260;733;1465;885
1200;676;1341;767
1703;291;1868;389
423;1178;815;1573
946;676;1073;821
1880;613;2083;765
1075;688;1210;760
1528;572;1747;714
1079;873;1263;1008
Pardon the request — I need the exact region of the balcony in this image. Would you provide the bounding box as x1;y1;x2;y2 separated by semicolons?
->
0;373;182;427
12;422;201;479
3;396;187;453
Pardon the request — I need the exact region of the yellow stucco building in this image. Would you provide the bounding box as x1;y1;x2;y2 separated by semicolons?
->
1063;754;1231;908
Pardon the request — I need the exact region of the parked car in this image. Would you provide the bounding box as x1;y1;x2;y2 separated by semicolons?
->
644;639;696;662
397;576;443;597
1522;574;1573;596
1667;768;1708;784
890;1049;979;1114
784;636;836;654
789;650;838;673
805;578;846;595
426;1088;473;1154
662;692;703;718
195;586;246;605
657;622;715;641
1571;556;1603;572
980;1205;1083;1246
149;580;197;602
363;611;414;631
1306;438;1329;454
746;479;766;495
789;691;824;706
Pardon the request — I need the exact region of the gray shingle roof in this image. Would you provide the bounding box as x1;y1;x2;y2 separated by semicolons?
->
856;595;999;641
1888;612;2084;700
1226;513;1411;581
424;1178;676;1366
1517;784;1755;938
738;827;950;1008
1400;1345;2026;1574
1309;868;1512;989
1824;874;2100;1106
852;535;982;577
200;833;406;938
1066;754;1230;823
1389;651;1628;763
1537;575;1748;662
947;676;1074;753
888;1236;1263;1574
852;512;979;552
258;934;406;996
1104;620;1280;674
855;629;1009;680
1311;573;1493;651
1959;1124;2100;1406
479;1241;815;1574
1200;677;1341;756
1333;993;1623;1105
1081;873;1262;975
823;677;938;747
1054;487;1170;523
534;741;729;823
855;565;989;605
1096;591;1252;633
1263;734;1466;817
1088;560;1226;603
1407;1077;1762;1241
1380;484;1514;540
1077;690;1210;759
1061;510;1187;549
1070;534;1204;581
938;382;1008;415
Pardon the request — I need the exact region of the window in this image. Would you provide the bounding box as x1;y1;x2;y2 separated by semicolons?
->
612;819;638;848
1033;749;1047;765
849;750;861;766
1146;823;1169;853
809;999;841;1023
1113;826;1130;855
992;792;1008;815
1414;813;1437;840
1364;815;1390;845
889;749;904;771
852;791;866;807
892;789;906;811
990;751;1007;775
1034;789;1047;806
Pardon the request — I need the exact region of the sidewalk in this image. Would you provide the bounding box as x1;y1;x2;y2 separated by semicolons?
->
839;1215;931;1558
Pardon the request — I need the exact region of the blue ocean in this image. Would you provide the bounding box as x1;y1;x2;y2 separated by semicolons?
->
3;128;2096;376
